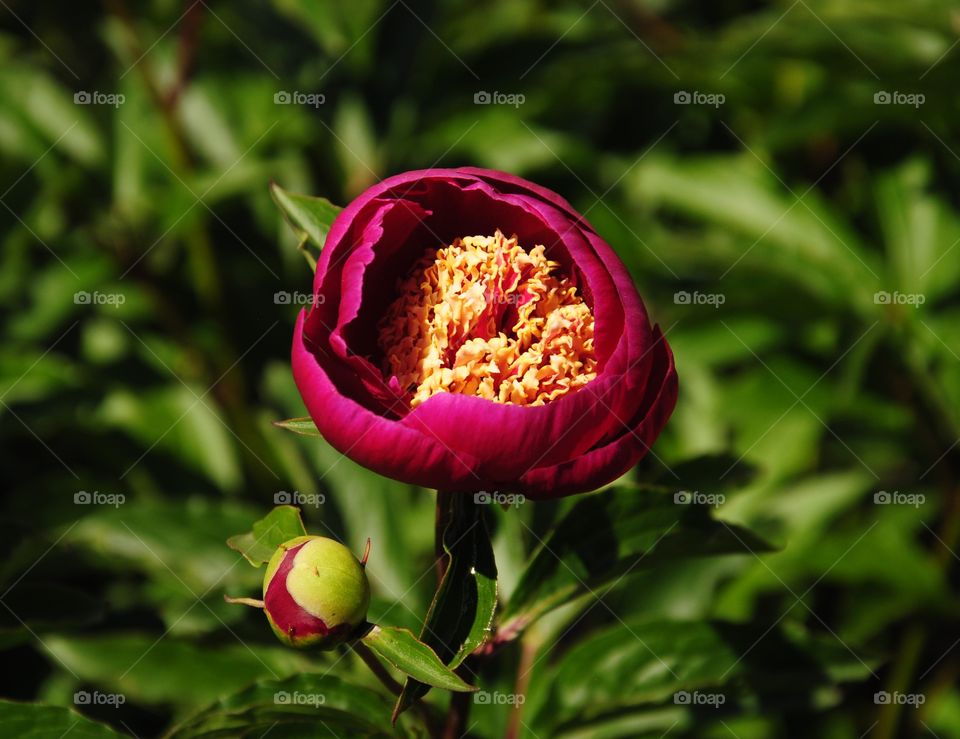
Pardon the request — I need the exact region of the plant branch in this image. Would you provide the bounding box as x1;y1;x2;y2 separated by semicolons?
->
442;689;471;739
352;641;403;696
504;639;535;739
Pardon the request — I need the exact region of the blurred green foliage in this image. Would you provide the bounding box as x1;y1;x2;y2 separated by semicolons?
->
1;0;959;737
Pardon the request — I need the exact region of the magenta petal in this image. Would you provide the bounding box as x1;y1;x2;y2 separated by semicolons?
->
293;310;482;489
518;326;678;499
264;543;329;640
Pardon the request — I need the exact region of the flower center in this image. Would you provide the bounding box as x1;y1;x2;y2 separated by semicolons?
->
377;230;597;408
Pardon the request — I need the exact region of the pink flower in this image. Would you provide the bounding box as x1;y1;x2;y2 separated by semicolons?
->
292;167;677;499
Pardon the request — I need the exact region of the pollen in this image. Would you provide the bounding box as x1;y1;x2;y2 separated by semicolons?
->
377;230;597;408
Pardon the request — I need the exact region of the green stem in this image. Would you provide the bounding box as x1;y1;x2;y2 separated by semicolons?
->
435;490;455;582
442;690;471;739
504;638;536;739
434;490;471;739
352;641;402;696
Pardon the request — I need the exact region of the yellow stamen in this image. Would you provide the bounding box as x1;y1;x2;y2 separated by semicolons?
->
377;230;597;408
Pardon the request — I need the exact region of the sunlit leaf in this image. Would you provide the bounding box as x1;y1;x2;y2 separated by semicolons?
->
499;487;773;638
0;700;124;738
167;674;399;738
227;506;308;567
362;625;476;692
270;182;342;250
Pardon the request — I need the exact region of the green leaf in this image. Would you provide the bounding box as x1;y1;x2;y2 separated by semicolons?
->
529;619;879;733
874;159;960;301
270;182;342;250
166;673;399;738
393;494;497;720
362;625;477;693
96;385;242;492
227;505;307;566
44;633;308;708
537;619;738;729
660;453;759;491
271;0;382;70
272;416;321;437
0;700;125;738
66;497;263;635
499;487;774;638
626;153;882;309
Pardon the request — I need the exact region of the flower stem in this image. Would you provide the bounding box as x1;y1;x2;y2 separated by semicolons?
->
504;639;536;739
435;490;472;738
351;641;403;696
442;691;471;739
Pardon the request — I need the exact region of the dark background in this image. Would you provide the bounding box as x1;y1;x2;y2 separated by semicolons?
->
1;1;959;737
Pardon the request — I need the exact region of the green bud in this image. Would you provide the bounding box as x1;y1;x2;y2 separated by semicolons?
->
262;535;370;649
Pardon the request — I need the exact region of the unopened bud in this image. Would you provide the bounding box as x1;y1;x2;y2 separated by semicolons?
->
262;536;370;649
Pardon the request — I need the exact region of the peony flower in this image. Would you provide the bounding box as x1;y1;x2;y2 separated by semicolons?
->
291;167;677;499
262;536;370;649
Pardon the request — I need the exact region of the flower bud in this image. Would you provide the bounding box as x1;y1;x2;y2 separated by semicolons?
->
262;535;370;649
